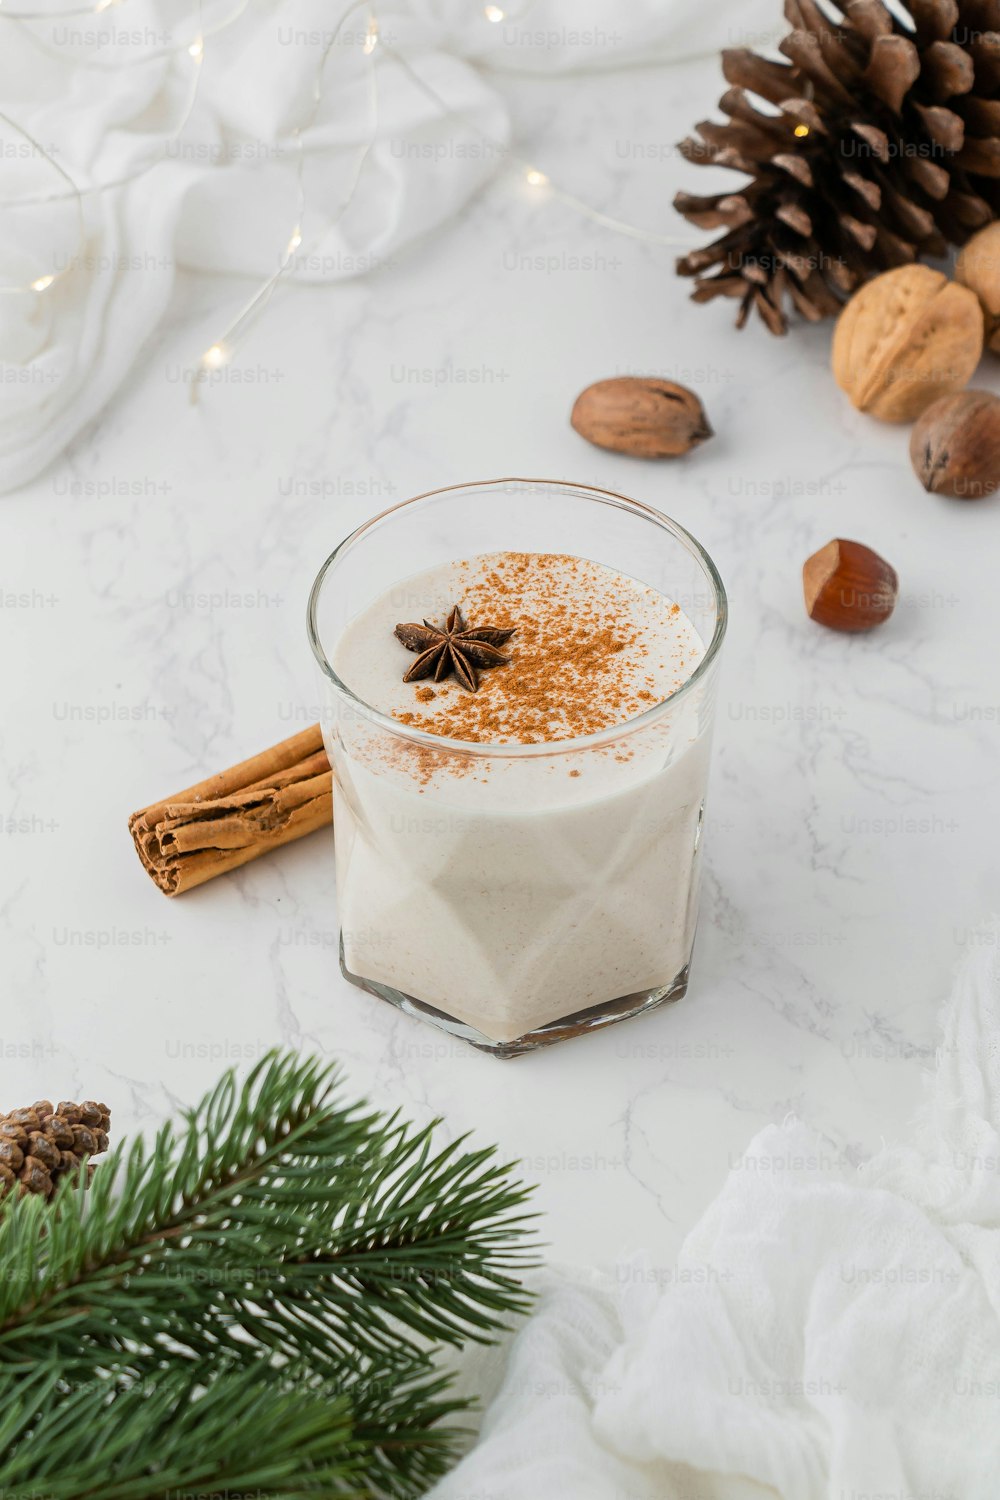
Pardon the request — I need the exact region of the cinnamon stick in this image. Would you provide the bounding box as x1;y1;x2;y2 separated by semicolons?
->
129;725;332;896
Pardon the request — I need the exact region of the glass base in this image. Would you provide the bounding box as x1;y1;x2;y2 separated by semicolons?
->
339;937;689;1058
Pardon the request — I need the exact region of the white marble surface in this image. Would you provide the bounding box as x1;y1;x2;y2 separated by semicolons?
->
3;54;999;1271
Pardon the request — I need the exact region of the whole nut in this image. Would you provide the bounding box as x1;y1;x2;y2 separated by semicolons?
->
803;539;898;633
570;377;712;457
909;388;1000;499
832;265;983;423
955;223;1000;353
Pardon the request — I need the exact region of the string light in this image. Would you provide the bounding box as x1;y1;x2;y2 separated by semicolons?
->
485;0;538;18
191;1;381;401
794;123;810;138
4;0;229;73
0;107;86;297
386;38;699;250
1;0;170;25
3;0;703;384
0;0;226;293
192;1;702;398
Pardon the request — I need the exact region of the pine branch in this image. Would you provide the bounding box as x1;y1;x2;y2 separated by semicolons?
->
0;1364;362;1500
0;1051;537;1497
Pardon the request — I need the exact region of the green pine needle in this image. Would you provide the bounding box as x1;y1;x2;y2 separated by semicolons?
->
0;1051;538;1498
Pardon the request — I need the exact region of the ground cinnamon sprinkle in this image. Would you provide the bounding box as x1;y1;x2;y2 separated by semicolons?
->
390;552;694;746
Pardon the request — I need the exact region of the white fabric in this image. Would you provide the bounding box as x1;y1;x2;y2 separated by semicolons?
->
429;930;1000;1499
0;0;780;493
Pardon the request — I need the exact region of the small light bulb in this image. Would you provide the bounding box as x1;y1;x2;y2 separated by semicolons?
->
794;123;809;138
484;4;505;19
362;20;378;52
525;168;548;188
188;35;204;58
202;343;229;369
30;275;55;292
286;227;302;255
95;0;116;12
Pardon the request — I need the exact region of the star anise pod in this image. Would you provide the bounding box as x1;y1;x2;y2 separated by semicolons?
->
394;605;514;693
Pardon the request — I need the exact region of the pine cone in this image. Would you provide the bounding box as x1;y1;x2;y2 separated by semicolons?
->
675;0;1000;333
0;1099;110;1201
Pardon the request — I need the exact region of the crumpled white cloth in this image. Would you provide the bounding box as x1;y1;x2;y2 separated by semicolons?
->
0;0;780;493
429;930;1000;1499
0;0;510;490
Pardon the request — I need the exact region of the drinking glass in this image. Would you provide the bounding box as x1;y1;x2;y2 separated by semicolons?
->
308;479;727;1057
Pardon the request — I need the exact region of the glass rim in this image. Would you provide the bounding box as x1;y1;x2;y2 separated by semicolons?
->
307;477;728;760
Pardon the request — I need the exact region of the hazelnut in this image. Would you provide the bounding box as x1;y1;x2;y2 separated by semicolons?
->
909;389;1000;500
832;265;983;423
955;223;1000;353
803;539;898;633
571;376;712;457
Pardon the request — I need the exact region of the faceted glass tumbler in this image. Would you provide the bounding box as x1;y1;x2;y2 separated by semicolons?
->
308;479;727;1058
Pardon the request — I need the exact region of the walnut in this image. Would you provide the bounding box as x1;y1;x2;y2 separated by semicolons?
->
832;265;983;423
955;223;1000;354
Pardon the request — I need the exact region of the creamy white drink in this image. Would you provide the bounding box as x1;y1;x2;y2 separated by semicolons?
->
329;550;711;1047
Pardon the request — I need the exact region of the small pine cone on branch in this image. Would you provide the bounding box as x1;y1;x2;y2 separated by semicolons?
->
0;1099;110;1201
674;0;1000;333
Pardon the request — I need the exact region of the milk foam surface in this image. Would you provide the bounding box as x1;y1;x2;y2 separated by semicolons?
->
328;551;713;1044
333;551;704;747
